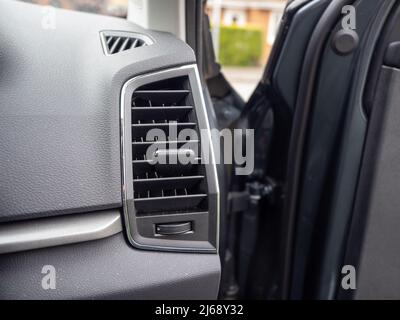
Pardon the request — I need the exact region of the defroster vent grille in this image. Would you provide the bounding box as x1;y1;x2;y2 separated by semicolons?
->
101;31;152;55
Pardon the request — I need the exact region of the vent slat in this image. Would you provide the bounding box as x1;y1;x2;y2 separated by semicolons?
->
110;37;122;54
133;175;204;193
120;37;131;52
133;90;190;107
134;195;207;213
106;36;113;45
132;123;196;140
132;158;201;164
132;140;199;156
134;90;190;94
132;159;201;179
132;140;199;146
131;38;139;48
132;122;196;126
131;106;193;121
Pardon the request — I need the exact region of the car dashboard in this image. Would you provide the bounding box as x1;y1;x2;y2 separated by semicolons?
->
0;0;220;300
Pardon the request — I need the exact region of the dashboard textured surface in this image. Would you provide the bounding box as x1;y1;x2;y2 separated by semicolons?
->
0;233;221;299
0;1;196;222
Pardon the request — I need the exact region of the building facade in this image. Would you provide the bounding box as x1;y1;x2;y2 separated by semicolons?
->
22;0;128;17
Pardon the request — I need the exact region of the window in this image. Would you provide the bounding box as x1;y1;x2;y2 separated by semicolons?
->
267;11;283;45
18;0;128;18
207;0;287;100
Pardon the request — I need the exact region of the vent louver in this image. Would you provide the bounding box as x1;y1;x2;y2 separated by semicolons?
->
100;31;152;55
131;76;208;215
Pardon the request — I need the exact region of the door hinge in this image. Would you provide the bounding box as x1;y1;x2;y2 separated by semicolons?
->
228;178;279;215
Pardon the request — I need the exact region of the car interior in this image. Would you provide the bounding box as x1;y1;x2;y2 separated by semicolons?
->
1;0;400;300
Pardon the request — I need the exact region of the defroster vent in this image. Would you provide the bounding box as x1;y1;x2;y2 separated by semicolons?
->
100;31;152;55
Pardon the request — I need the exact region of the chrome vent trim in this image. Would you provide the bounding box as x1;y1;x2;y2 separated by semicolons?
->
121;65;220;253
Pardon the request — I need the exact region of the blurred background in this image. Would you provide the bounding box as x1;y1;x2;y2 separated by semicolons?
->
18;0;288;100
206;0;286;99
21;0;129;17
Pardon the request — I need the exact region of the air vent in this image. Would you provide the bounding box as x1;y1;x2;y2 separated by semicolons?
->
100;31;152;55
122;65;219;252
131;76;208;215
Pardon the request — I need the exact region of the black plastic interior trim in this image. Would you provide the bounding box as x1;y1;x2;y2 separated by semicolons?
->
363;2;400;116
270;0;330;109
280;0;355;299
310;0;396;299
338;68;394;300
339;1;400;300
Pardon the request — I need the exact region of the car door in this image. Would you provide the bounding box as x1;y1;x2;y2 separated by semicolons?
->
267;0;400;300
280;0;400;300
205;0;400;300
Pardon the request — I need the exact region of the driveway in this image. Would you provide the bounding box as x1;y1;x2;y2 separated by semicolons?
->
222;66;265;101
